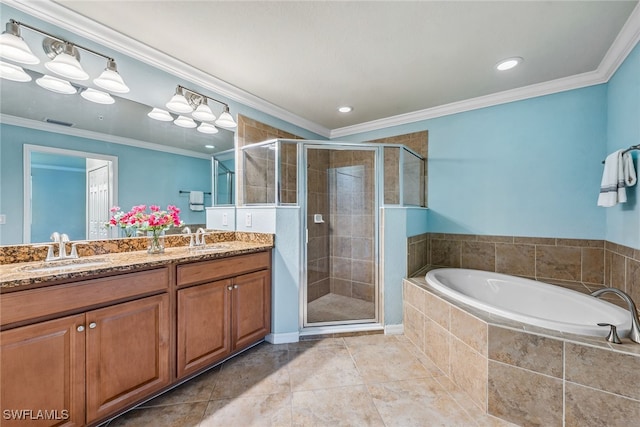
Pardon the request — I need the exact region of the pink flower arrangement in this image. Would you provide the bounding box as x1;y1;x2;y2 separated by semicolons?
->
108;204;183;236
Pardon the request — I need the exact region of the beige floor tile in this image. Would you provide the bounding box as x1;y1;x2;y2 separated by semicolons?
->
200;392;291;427
349;339;430;383
343;333;401;348
288;337;346;352
368;378;477;426
139;367;220;408
287;346;364;391
291;385;384;426
107;402;207;427
210;349;291;400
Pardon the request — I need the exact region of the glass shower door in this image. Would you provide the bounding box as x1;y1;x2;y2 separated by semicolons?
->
304;146;378;326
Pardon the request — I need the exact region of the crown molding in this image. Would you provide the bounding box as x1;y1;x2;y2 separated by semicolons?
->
3;0;331;138
0;114;212;159
4;0;639;141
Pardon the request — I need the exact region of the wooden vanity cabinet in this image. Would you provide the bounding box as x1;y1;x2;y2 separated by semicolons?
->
176;251;271;378
0;268;170;426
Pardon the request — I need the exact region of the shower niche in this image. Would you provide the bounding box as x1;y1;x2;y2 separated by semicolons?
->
241;139;424;329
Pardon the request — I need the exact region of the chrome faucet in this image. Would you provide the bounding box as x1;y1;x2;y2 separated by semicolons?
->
35;231;84;261
195;228;207;246
591;287;640;344
182;226;195;247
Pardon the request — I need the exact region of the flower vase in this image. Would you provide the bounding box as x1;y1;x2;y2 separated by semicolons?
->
147;230;165;254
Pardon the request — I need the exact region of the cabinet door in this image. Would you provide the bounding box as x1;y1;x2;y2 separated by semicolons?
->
85;294;170;423
232;270;271;351
0;314;85;427
177;279;232;378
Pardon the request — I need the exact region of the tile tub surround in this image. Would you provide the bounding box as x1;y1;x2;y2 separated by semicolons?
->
0;231;274;265
407;233;640;313
403;277;640;427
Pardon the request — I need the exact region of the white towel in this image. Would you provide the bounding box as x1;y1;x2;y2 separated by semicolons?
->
597;150;636;207
623;151;637;187
189;191;204;211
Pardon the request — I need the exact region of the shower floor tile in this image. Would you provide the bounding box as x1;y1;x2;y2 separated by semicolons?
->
103;335;518;427
307;292;375;323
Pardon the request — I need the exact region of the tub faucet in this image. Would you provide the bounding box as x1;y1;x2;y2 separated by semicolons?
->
591;287;640;344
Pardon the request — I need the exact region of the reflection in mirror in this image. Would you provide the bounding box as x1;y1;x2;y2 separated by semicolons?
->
212;149;235;206
24;145;117;243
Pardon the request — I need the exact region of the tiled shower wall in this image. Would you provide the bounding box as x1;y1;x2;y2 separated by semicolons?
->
407;232;640;310
307;149;330;302
328;150;376;302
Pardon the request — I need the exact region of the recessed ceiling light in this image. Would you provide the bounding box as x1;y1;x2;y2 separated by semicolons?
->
496;57;523;71
205;145;215;149
338;106;353;113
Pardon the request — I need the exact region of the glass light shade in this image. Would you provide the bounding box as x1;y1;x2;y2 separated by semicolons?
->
147;107;173;121
197;122;219;134
166;93;193;113
174;115;197;128
81;88;114;104
94;68;129;93
0;61;31;82
36;74;76;94
215;109;237;128
45;50;89;81
192;103;216;122
0;24;40;65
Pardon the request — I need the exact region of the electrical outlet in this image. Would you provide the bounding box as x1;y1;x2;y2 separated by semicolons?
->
245;213;252;227
0;214;5;225
222;213;228;226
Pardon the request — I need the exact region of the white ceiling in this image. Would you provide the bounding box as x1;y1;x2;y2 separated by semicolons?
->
4;1;640;140
52;0;639;132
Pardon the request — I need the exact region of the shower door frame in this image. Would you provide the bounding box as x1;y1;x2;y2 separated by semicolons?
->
300;142;383;331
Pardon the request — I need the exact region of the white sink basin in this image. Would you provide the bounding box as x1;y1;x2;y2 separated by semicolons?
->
20;258;111;273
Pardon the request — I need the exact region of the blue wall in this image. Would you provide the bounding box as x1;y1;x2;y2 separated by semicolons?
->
605;42;640;249
0;123;212;244
341;85;608;240
31;166;86;242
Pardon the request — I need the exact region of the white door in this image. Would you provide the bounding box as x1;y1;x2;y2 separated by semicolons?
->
87;164;110;240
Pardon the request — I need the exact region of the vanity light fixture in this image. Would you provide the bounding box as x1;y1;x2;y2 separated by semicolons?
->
192;100;216;122
174;115;197;128
93;58;129;93
0;19;129;93
36;74;76;94
197;122;219;134
338;106;353;113
0;21;39;64
496;57;523;71
214;105;237;128
166;86;193;113
44;41;89;81
0;60;32;82
80;88;115;104
147;107;174;121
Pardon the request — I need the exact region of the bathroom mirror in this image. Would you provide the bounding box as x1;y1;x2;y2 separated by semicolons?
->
0;71;236;246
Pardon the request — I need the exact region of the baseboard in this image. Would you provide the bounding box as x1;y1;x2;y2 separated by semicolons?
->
384;324;404;335
265;331;300;344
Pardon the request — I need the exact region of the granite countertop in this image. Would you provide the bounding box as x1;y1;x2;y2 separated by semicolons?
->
0;240;273;290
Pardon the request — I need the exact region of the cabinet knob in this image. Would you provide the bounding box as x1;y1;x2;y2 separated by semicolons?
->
89;322;97;329
233;285;238;289
227;286;232;290
77;325;85;332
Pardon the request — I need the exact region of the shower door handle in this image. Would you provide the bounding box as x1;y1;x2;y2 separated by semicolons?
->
305;229;308;244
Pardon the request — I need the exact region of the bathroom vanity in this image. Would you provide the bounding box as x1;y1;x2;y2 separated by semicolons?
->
0;238;272;427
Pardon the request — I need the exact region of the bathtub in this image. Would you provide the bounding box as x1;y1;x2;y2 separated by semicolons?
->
425;268;631;337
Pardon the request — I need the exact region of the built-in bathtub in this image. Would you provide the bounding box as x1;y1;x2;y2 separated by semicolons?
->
403;271;640;427
425;268;631;338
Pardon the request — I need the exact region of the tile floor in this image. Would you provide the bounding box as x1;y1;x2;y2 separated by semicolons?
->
104;334;517;426
307;293;376;323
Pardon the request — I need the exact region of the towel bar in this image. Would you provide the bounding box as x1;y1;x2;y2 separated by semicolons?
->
179;190;211;195
601;144;640;164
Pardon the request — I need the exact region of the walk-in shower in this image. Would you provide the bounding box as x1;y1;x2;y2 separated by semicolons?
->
241;139;424;331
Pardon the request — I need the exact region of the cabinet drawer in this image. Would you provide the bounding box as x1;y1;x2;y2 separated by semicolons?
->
177;251;270;287
1;268;169;327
